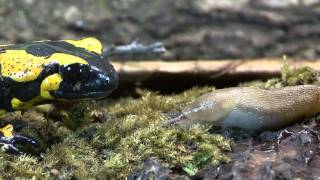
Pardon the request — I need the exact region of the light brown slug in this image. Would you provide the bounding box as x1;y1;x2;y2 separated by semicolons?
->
167;85;320;132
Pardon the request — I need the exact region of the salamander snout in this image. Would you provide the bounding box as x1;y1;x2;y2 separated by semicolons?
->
47;62;118;100
94;70;118;93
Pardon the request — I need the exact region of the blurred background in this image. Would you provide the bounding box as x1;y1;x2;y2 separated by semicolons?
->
1;0;320;61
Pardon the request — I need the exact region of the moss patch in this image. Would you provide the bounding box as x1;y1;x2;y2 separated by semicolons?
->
0;87;231;178
241;57;320;88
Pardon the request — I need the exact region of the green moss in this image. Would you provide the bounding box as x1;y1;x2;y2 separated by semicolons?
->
62;101;93;130
281;56;319;86
0;86;232;178
241;56;320;88
95;89;231;178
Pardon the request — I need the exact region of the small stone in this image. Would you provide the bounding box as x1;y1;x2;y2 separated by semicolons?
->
64;5;82;23
50;169;59;176
194;0;249;12
128;158;171;180
299;131;312;145
301;0;319;6
257;0;299;8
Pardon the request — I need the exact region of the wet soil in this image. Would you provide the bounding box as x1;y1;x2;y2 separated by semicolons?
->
196;119;320;179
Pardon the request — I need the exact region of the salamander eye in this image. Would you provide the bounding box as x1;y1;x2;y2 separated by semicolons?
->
60;63;90;82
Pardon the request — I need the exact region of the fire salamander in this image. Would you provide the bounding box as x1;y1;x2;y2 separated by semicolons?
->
0;37;118;154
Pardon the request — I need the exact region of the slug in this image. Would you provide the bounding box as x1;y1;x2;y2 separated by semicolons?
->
167;85;320;132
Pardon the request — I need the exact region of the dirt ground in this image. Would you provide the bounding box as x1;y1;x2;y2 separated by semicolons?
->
1;0;320;60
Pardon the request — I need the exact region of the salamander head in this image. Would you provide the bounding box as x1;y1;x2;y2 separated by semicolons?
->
48;59;118;100
39;38;119;100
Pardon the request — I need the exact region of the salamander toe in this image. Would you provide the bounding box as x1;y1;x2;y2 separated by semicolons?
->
0;124;37;154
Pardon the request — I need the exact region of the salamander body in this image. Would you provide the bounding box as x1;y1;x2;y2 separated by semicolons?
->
0;37;118;153
0;37;118;113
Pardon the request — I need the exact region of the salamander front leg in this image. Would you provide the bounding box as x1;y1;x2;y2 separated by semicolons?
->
0;124;37;154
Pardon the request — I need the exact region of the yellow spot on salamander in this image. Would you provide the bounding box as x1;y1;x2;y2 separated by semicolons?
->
11;97;43;110
65;37;103;55
11;98;23;110
46;53;88;66
0;50;88;82
40;73;63;99
0;124;13;138
0;50;43;82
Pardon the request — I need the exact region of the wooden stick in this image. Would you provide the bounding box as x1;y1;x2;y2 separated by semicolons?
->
112;58;320;83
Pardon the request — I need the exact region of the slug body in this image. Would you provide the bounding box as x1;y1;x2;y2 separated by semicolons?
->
168;85;320;131
0;37;118;153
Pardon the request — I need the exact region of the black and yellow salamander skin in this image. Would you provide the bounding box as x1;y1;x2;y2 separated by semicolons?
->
0;37;118;154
